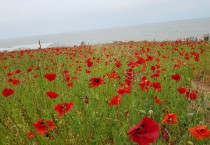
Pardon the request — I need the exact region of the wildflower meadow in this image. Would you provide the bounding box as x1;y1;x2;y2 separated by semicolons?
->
0;40;210;145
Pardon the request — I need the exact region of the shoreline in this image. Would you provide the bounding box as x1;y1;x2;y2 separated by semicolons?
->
1;39;209;52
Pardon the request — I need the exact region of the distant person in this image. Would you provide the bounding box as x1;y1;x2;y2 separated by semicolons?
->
38;40;41;49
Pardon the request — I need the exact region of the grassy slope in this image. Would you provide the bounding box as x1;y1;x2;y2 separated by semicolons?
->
0;40;210;145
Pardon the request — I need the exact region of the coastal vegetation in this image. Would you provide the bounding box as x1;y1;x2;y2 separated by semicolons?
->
0;40;210;145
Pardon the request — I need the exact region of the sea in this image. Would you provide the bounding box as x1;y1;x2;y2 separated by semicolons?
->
0;17;210;51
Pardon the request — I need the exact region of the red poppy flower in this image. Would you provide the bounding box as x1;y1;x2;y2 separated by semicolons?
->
33;119;55;134
186;91;197;100
185;53;189;60
154;96;162;105
189;125;210;140
64;74;71;82
117;87;131;96
66;82;73;87
106;70;118;79
177;87;187;94
151;66;156;71
151;71;160;78
127;117;160;145
155;64;161;68
7;72;12;77
153;82;161;91
28;67;33;72
84;96;89;104
44;73;56;81
46;91;59;99
63;70;69;74
194;56;200;61
136;57;146;65
11;79;20;85
162;127;170;141
8;78;13;83
171;74;181;81
2;88;14;97
89;77;105;88
162;113;178;124
27;131;35;138
54;102;74;117
86;58;93;67
125;79;132;87
86;69;91;73
174;64;181;69
126;68;134;79
108;96;122;105
115;61;122;68
3;65;8;69
139;77;152;92
128;61;138;68
146;55;153;61
15;69;21;74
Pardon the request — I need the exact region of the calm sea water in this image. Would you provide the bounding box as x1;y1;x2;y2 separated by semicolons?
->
0;17;210;50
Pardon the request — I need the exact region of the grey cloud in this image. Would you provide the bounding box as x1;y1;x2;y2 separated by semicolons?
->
0;0;209;39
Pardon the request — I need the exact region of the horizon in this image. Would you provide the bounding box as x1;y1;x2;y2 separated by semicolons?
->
0;17;210;50
0;17;209;41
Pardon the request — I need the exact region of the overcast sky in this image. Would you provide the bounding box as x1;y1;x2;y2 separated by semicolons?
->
0;0;209;40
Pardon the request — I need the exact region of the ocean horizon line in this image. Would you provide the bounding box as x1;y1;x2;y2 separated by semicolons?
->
1;17;210;41
0;17;210;49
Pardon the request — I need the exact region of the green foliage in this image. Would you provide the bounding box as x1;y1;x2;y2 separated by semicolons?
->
0;41;210;145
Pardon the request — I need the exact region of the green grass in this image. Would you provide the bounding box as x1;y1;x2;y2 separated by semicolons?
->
0;40;210;145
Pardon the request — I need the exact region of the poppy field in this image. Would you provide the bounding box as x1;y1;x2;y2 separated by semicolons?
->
0;40;210;145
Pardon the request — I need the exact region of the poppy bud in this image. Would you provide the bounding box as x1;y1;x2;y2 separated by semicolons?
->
148;110;153;117
199;121;205;124
139;110;146;114
187;141;194;145
187;113;194;117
